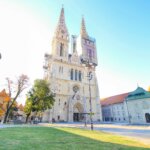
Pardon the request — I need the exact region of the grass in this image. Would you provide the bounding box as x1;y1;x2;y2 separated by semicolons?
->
0;127;149;150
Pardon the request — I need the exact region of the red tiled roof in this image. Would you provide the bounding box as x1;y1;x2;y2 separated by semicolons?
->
100;93;129;106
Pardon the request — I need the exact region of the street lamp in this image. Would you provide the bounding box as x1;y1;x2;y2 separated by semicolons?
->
82;59;94;130
87;71;93;130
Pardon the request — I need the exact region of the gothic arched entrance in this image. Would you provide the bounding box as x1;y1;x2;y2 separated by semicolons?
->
145;113;150;123
73;102;84;122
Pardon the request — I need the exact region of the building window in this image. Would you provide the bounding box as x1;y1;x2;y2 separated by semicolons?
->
61;67;63;73
58;99;60;105
73;42;76;53
59;66;63;74
60;43;64;56
75;70;77;81
58;115;60;120
88;49;93;59
79;71;82;81
71;69;73;80
59;66;61;73
92;51;95;58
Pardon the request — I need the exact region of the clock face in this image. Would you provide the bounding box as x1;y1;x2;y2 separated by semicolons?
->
61;30;64;33
73;86;79;93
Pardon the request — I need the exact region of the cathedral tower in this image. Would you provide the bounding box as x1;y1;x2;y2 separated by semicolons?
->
51;7;69;61
77;17;98;66
43;8;102;123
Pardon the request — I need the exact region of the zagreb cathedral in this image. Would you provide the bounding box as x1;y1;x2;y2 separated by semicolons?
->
42;7;102;122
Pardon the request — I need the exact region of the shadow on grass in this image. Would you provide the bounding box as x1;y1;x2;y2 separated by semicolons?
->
0;127;149;150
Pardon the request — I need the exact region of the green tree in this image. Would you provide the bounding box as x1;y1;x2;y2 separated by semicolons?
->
24;97;33;123
24;79;55;123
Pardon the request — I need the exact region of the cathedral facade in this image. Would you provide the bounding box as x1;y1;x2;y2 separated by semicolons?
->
42;8;102;122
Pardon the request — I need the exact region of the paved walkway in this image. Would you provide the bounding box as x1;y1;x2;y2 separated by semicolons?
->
40;123;150;145
0;124;38;128
94;125;150;145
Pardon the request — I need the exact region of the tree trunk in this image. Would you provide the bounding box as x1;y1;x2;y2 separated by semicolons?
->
25;114;30;123
3;109;10;123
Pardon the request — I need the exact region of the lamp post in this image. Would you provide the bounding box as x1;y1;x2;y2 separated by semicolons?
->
81;58;94;130
88;71;93;130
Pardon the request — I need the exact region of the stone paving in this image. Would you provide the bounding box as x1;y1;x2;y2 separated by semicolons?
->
40;122;150;145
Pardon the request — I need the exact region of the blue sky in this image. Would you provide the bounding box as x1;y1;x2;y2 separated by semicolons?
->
0;0;150;103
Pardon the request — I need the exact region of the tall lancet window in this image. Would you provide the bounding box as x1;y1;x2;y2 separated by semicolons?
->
73;42;76;53
75;70;78;81
60;43;64;56
71;69;73;80
88;49;92;60
79;71;82;81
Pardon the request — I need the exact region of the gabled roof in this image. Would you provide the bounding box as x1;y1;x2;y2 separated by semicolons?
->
126;87;150;100
100;93;129;106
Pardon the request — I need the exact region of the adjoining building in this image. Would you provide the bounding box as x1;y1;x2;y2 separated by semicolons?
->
101;87;150;124
101;93;129;123
126;87;150;124
42;7;102;123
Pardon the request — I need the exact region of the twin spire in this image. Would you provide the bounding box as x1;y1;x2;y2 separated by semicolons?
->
54;7;68;37
58;7;65;27
55;7;88;38
80;17;88;38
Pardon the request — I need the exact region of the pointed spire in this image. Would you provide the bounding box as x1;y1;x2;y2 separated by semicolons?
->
80;16;88;38
54;6;68;37
59;6;65;25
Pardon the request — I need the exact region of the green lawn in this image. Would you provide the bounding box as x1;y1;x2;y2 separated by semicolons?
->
0;127;149;150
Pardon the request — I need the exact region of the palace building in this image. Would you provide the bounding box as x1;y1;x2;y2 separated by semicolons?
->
42;7;102;122
101;87;150;124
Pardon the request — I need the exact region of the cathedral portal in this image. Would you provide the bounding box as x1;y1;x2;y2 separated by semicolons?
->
73;102;84;122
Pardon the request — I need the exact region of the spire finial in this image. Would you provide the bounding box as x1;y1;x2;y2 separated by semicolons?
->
80;16;88;37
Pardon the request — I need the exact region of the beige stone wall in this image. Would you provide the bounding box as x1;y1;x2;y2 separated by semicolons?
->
43;59;102;122
126;98;150;124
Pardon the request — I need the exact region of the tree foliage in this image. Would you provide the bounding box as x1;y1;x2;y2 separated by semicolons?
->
24;79;55;123
0;89;10;117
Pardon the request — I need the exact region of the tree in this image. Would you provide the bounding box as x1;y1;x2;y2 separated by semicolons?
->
3;74;29;123
0;89;10;119
24;79;55;123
